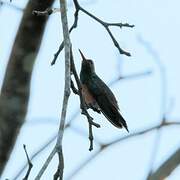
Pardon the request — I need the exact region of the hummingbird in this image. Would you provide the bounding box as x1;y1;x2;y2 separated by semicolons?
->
79;49;129;132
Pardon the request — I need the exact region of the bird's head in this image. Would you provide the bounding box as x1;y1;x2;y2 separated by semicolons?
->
79;49;95;74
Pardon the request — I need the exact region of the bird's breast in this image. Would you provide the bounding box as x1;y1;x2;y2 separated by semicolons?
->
81;84;95;105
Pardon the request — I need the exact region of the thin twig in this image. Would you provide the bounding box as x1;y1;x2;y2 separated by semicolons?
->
14;136;55;180
51;0;80;65
75;0;134;56
51;0;134;65
13;111;79;180
70;125;102;145
22;145;33;180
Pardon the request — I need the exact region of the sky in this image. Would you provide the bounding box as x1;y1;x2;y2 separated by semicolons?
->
0;0;180;179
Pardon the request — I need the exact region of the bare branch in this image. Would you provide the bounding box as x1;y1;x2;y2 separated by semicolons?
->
53;149;64;180
35;148;56;180
13;110;79;180
35;0;71;179
22;145;33;180
51;1;80;65
51;0;134;65
74;0;134;56
14;135;56;180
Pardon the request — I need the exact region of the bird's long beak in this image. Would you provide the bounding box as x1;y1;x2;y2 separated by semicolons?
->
79;49;87;61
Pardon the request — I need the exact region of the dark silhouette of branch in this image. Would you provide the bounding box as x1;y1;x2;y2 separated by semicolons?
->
148;147;180;180
0;0;55;175
53;149;64;180
22;145;33;180
12;110;79;180
51;0;134;65
14;135;56;180
51;0;80;65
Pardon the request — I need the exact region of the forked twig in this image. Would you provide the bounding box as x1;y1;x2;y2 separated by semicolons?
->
51;0;134;65
22;145;33;180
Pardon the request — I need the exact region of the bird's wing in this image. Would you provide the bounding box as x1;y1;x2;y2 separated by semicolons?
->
87;74;128;131
88;74;119;110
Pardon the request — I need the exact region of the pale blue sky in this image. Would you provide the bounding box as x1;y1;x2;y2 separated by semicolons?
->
0;0;180;179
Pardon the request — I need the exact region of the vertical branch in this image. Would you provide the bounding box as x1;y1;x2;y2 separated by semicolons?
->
54;0;71;179
55;0;71;150
35;0;71;179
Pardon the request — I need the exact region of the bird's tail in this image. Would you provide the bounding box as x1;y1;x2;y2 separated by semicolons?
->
117;113;129;132
101;107;129;132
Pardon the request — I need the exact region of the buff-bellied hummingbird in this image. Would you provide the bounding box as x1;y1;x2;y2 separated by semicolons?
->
79;49;129;132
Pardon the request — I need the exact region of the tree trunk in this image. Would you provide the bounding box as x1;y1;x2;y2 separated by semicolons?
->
0;0;55;175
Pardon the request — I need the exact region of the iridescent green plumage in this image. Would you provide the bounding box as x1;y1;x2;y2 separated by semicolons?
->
79;50;129;132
